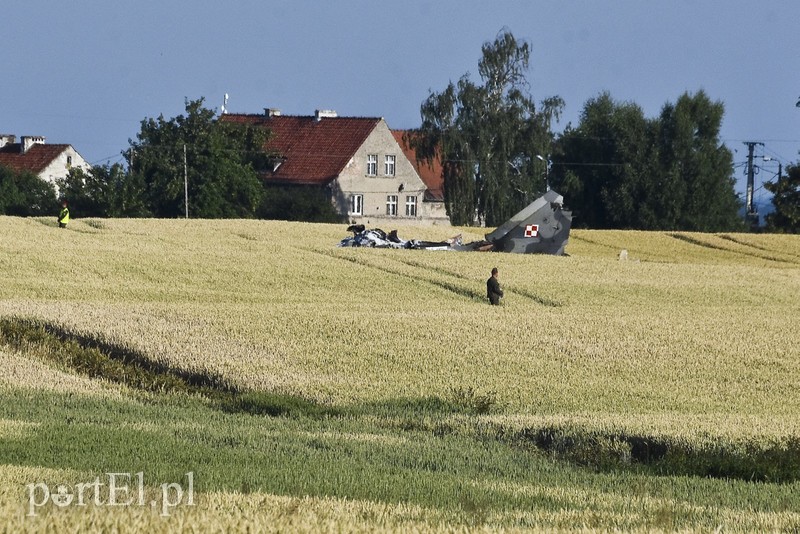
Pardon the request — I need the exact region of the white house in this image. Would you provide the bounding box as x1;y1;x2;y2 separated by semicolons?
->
0;134;90;188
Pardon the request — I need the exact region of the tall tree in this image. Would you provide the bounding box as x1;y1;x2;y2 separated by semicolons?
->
656;90;742;232
553;92;658;229
764;164;800;233
128;98;269;218
554;90;742;231
414;31;563;226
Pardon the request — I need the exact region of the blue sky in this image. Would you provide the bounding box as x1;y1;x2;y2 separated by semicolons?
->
3;0;798;207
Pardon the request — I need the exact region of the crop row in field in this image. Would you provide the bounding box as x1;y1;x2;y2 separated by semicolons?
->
1;216;799;530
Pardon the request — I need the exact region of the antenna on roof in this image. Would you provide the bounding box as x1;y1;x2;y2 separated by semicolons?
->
221;93;229;115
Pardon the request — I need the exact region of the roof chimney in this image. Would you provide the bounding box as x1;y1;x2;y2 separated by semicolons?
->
0;134;15;149
21;136;45;154
264;108;281;117
314;109;338;121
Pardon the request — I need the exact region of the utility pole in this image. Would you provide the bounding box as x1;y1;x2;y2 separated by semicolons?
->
744;141;763;227
183;144;189;219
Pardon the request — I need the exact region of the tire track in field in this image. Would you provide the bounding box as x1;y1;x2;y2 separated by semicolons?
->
717;234;800;262
394;257;563;307
308;248;561;307
306;247;485;302
669;233;800;265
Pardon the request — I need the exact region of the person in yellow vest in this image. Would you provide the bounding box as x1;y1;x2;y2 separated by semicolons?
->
58;200;70;228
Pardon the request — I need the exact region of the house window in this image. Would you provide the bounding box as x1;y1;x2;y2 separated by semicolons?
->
350;194;363;216
386;195;398;216
384;155;396;176
66;156;73;168
405;195;417;217
366;154;378;176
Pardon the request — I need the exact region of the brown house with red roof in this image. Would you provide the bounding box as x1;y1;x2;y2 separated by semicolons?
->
0;134;90;189
220;109;449;225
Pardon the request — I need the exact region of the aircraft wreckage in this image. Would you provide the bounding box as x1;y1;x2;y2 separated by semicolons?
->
338;190;573;255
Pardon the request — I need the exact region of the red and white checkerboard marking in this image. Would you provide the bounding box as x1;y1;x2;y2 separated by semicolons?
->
524;224;539;237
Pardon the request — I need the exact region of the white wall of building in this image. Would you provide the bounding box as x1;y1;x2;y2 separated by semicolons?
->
334;119;448;226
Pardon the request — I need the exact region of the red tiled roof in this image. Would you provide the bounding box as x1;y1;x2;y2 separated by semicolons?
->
0;143;70;175
220;114;380;185
391;130;444;201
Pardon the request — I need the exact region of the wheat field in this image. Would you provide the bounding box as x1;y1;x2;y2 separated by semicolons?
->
1;216;799;532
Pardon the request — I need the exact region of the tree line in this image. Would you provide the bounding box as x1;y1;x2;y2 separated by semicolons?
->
553;90;742;231
413;31;797;233
1;31;797;232
59;99;339;222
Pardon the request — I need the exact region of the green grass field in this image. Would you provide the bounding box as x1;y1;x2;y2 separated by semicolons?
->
1;216;799;532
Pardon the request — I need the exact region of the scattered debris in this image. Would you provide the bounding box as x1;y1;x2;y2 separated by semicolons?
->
338;190;573;255
339;225;461;250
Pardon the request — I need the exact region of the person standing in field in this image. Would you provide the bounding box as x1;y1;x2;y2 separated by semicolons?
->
487;267;503;305
58;200;70;229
